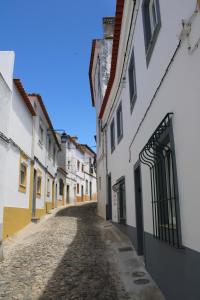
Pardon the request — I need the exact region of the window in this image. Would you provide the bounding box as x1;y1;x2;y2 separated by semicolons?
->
89;158;93;174
142;0;161;65
59;179;64;196
53;147;56;166
116;103;123;143
128;49;137;112
77;160;80;171
47;177;50;196
82;164;84;172
68;161;70;170
139;113;182;248
77;183;80;194
19;154;28;193
48;137;51;158
36;172;42;197
110;118;115;152
86;180;88;194
112;177;126;224
39;125;44;145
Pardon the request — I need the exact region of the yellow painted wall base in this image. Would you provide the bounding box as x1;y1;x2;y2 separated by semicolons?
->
3;207;31;240
84;194;90;202
45;202;52;213
76;196;83;203
35;208;45;219
92;193;97;201
57;199;64;207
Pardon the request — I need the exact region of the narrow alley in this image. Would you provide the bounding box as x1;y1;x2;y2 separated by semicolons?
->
0;203;164;300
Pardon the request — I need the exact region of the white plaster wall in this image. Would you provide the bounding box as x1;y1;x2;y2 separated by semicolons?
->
0;51;15;91
0;74;12;137
9;84;33;157
0;75;13;239
101;0;200;251
4;147;31;208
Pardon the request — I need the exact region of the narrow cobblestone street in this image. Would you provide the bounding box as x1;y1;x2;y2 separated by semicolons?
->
0;203;164;300
0;203;120;300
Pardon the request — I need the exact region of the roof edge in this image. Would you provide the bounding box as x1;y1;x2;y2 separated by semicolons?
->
14;79;36;117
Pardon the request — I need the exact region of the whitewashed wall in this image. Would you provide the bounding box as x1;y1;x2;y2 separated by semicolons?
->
0;73;13;243
103;0;200;252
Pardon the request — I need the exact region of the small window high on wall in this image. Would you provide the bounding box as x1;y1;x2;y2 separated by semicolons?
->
142;0;161;65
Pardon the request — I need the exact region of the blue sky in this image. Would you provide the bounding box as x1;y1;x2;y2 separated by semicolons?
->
0;0;116;149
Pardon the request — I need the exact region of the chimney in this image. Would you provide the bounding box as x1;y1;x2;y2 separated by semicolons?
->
103;17;115;39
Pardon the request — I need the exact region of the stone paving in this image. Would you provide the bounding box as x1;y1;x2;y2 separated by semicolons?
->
0;203;119;300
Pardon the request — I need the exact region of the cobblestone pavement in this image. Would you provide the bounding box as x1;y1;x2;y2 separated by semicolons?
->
0;203;120;300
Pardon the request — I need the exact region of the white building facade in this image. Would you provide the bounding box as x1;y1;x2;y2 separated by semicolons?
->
0;51;15;259
28;94;60;217
90;1;200;299
58;135;97;204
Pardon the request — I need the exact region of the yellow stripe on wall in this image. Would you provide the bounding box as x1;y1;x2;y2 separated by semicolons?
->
3;207;31;240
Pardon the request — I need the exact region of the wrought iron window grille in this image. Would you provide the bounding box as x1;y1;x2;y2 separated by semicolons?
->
112;177;126;225
139;113;182;248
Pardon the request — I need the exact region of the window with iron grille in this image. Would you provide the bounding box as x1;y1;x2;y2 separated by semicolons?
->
128;49;137;112
112;177;126;225
110;118;115;152
139;113;182;248
116;102;123;143
142;0;161;66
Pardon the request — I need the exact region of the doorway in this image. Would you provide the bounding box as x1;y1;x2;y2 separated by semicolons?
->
81;185;84;202
66;185;70;204
107;173;112;220
134;162;144;256
89;182;92;200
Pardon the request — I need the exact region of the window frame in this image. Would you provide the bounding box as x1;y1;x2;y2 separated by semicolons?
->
47;177;50;197
53;146;56;166
77;183;80;194
110;118;115;153
36;170;42;198
77;160;80;171
39;124;44;146
128;49;137;112
48;137;51;159
86;180;88;194
142;0;161;66
116;102;123;143
59;178;64;196
19;153;28;193
139;113;182;248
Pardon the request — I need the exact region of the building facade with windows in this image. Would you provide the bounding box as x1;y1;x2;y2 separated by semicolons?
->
28;94;61;218
58;135;97;204
90;1;200;299
3;79;36;239
89;17;115;218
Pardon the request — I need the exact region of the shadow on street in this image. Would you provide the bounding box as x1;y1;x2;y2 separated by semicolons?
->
39;203;118;300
